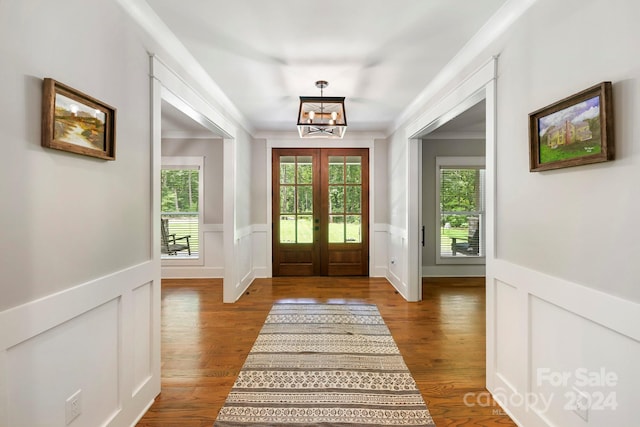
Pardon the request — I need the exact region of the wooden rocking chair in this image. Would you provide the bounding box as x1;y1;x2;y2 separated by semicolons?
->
451;228;480;256
161;218;191;255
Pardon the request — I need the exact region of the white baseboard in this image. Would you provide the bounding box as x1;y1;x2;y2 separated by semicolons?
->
161;266;224;278
422;264;485;277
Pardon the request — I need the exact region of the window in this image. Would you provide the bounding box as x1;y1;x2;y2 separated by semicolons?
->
436;157;485;263
161;157;203;261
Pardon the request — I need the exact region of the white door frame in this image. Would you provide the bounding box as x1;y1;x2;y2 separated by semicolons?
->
149;55;237;303
405;57;497;384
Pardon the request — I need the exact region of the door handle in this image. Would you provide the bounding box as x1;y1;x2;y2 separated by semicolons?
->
421;225;425;247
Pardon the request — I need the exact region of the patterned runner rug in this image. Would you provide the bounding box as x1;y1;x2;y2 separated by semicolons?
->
214;303;435;426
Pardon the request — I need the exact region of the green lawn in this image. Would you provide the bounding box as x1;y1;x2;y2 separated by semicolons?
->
440;227;468;251
280;218;361;243
539;139;601;164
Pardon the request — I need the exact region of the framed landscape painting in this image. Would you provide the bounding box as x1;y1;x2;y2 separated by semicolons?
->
529;82;613;172
42;78;116;160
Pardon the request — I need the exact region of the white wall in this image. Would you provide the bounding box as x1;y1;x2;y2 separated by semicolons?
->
496;0;640;302
0;1;159;426
231;128;259;295
386;130;410;296
487;1;640;424
372;138;390;277
390;0;640;425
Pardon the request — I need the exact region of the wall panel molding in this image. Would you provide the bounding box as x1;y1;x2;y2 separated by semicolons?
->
0;261;159;427
489;259;640;426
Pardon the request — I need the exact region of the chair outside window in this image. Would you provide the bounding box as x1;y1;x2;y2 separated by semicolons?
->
451;227;480;256
161;218;191;256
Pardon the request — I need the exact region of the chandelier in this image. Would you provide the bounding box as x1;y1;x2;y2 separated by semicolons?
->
297;80;347;138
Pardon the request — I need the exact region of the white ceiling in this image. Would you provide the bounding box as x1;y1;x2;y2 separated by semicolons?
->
148;0;507;134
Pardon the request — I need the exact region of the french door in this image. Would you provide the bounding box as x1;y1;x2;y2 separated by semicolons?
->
272;148;369;276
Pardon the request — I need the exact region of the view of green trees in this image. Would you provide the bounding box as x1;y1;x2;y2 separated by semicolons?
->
161;169;199;213
440;168;481;228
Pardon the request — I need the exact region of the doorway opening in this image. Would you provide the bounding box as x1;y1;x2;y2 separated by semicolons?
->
272;148;369;276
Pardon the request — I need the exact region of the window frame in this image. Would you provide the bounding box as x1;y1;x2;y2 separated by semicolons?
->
161;156;204;266
435;156;486;265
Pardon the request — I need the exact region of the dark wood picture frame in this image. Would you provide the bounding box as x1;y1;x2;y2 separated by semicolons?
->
529;82;613;172
42;78;116;160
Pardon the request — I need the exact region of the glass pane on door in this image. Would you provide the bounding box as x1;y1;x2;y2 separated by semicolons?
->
346;215;362;243
346;156;361;184
328;156;344;184
329;215;345;243
279;155;316;244
297;215;313;243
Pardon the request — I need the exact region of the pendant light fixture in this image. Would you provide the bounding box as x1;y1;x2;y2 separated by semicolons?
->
297;80;347;138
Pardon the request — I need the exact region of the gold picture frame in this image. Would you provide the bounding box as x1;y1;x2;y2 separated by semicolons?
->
529;82;614;172
42;78;116;160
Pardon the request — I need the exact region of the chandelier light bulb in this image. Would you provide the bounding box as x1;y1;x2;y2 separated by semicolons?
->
331;111;338;121
308;110;315;120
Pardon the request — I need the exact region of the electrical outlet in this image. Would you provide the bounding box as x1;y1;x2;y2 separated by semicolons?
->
65;389;82;425
573;388;589;422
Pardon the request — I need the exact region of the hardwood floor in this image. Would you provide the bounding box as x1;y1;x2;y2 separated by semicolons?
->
136;277;516;426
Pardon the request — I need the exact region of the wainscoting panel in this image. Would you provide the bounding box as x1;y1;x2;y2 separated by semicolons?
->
494;279;521;393
251;225;269;278
529;296;639;426
488;259;640;426
6;298;120;427
386;225;408;298
132;282;153;396
372;224;388;277
237;226;254;292
0;261;159;427
203;225;225;275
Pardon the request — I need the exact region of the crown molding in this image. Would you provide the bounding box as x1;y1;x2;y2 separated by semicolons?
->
423;131;486;140
115;0;253;135
252;130;386;141
391;0;539;135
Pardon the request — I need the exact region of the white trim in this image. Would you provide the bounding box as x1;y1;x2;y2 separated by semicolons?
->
0;262;152;349
150;56;240;304
223;137;237;303
423;131;486;140
495;259;640;341
422;265;485;277
161;266;224;278
407;139;421;301
161;130;220;140
160;87;232;139
392;0;539;134
115;0;250;134
254;130;386;140
407;57;496;305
